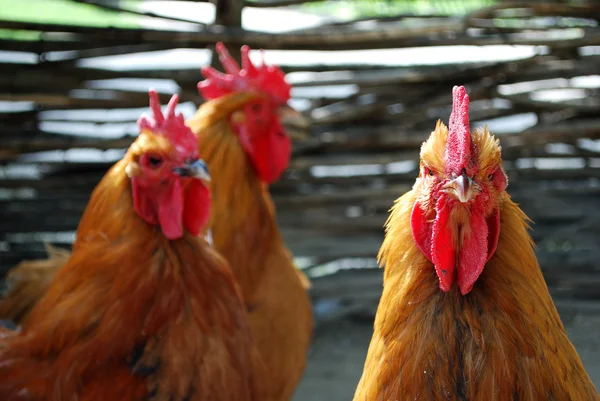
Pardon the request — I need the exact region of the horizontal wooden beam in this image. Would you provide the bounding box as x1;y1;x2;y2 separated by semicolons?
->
1;19;598;51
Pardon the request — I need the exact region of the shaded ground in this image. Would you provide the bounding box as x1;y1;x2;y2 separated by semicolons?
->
293;301;600;401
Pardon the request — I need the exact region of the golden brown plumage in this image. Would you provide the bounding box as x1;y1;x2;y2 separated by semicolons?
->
0;92;268;401
186;91;313;401
353;87;598;401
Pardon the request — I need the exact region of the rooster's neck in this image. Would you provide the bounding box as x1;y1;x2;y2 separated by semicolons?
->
192;117;280;302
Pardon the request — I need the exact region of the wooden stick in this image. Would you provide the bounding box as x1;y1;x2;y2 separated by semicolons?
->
73;0;208;26
244;0;324;8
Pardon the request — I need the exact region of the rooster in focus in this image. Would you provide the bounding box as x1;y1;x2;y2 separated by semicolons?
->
185;42;313;401
353;86;599;401
0;90;268;401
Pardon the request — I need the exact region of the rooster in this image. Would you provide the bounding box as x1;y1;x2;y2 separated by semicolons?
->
353;86;599;401
185;42;313;401
0;90;268;401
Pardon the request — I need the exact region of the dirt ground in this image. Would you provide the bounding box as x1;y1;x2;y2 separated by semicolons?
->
292;302;600;401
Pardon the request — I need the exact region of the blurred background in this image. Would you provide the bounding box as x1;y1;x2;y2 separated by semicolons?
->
0;0;599;399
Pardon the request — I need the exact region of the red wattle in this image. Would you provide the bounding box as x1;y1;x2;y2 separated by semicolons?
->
410;201;433;262
132;177;158;226
485;206;501;262
157;179;184;240
430;194;456;292
183;179;211;237
234;105;291;184
251;121;291;184
457;206;489;295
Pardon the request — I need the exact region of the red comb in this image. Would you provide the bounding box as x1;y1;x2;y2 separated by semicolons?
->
198;42;291;104
138;89;197;157
445;85;474;175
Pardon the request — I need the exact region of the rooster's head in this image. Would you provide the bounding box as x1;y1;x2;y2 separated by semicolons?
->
198;42;298;184
126;89;211;240
411;86;508;295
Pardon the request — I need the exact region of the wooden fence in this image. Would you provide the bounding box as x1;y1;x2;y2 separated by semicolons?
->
1;0;600;312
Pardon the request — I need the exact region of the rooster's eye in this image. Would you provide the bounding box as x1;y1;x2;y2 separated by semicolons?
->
424;167;434;177
146;154;163;168
251;103;263;114
488;173;494;180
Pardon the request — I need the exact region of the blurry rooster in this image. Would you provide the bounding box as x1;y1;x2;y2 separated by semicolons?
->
0;42;313;401
186;42;313;401
353;86;599;400
0;90;268;401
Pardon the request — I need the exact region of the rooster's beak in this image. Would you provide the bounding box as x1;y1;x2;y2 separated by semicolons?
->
278;105;310;141
278;105;306;127
443;173;475;203
173;159;211;183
